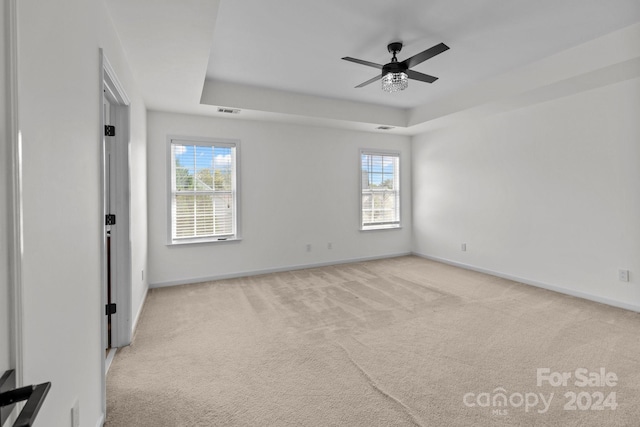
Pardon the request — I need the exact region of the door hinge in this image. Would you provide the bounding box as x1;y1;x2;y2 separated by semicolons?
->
105;214;116;225
105;303;117;316
104;125;115;136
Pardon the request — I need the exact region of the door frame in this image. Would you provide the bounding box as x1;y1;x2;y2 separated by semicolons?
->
99;50;133;414
6;0;24;399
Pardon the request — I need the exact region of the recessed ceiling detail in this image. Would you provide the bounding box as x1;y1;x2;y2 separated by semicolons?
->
105;0;640;135
205;0;640;112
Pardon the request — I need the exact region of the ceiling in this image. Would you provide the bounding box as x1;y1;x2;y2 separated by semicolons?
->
105;0;640;135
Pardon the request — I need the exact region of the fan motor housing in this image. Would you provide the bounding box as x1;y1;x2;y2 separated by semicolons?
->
382;61;408;76
383;41;407;76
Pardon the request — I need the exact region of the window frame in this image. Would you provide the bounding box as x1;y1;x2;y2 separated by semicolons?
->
166;135;241;245
359;149;401;231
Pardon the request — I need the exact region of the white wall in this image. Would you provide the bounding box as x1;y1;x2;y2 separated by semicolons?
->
412;77;640;311
148;112;412;286
16;0;147;425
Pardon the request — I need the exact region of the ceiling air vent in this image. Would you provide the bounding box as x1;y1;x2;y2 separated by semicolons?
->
217;107;241;114
376;126;394;130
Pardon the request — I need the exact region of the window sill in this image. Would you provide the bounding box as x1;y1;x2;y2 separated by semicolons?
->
360;225;402;232
167;237;242;246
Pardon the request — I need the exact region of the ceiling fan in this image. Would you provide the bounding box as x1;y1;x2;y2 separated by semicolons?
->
342;41;449;92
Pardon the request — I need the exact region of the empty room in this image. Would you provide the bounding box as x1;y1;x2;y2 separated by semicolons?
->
1;0;640;426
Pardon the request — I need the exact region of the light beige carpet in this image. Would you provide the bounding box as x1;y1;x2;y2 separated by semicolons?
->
106;256;640;426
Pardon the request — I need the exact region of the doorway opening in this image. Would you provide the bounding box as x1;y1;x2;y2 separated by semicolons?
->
100;50;133;416
104;94;115;353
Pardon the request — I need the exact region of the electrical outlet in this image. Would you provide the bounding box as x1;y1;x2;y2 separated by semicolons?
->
618;269;630;282
461;243;467;252
328;242;332;250
71;400;79;427
306;244;311;252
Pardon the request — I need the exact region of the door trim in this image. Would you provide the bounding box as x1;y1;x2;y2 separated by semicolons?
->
7;0;24;394
99;50;133;417
102;54;132;348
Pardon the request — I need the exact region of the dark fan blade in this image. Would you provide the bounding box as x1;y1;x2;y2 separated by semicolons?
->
342;57;383;69
355;74;383;88
401;42;449;69
406;69;438;84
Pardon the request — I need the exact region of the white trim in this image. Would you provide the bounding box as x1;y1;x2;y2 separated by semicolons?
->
413;252;640;313
7;0;24;389
149;252;412;288
104;348;117;375
102;55;130;106
98;49;107;422
95;413;105;427
167;237;243;246
166;135;242;245
359;148;401;231
167;134;238;147
101;51;133;347
99;49;134;421
360;225;402;231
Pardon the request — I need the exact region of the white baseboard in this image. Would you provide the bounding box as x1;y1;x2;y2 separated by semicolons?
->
413;252;640;313
96;413;105;427
150;252;412;289
105;348;117;375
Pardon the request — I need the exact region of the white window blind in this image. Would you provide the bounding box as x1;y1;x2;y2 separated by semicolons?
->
360;151;400;229
169;138;238;243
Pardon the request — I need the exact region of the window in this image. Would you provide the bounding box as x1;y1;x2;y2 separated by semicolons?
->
360;150;400;230
168;137;239;244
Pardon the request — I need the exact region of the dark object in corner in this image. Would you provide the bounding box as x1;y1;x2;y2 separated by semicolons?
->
0;370;51;427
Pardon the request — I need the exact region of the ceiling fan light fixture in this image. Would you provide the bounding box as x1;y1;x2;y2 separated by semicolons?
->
381;71;408;92
343;41;449;91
